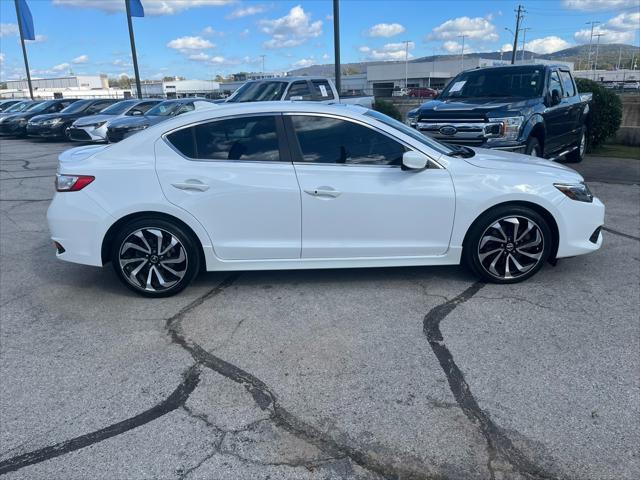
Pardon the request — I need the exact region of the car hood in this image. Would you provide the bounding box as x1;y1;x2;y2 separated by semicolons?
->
30;112;88;123
464;148;582;180
4;111;34;122
419;97;536;115
108;115;160;129
74;114;115;126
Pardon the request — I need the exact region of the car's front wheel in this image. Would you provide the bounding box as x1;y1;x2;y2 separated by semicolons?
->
111;218;200;297
463;206;552;284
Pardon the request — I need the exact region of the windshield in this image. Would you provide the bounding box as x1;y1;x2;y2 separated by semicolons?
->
29;101;58;113
5;101;31;113
226;81;288;103
100;100;138;115
146;101;183;116
440;67;544;99
364;109;454;156
60;100;93;114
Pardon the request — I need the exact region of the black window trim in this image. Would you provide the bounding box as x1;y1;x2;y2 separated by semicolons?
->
559;69;576;97
161;112;292;164
282;111;434;169
548;69;565;97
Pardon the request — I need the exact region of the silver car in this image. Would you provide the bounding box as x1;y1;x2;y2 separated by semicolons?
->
68;99;161;142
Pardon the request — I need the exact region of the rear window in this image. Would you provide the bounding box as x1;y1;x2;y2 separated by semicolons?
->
311;80;334;100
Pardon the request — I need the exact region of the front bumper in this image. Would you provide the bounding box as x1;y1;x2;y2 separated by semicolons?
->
0;122;27;136
555;196;605;258
68;125;108;142
26;123;66;138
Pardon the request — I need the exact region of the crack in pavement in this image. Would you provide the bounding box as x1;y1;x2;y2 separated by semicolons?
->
423;282;563;480
167;274;444;480
603;226;640;242
0;365;201;475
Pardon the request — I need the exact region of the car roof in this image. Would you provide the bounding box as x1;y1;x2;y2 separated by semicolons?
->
247;76;332;83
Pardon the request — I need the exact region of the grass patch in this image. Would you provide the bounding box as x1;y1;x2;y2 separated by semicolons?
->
590;143;640;159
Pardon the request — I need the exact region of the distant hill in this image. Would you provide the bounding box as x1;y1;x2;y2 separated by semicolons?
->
287;43;640;76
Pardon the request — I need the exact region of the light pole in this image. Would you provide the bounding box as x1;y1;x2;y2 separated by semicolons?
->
593;33;605;80
521;27;531;61
458;35;467;71
402;40;411;91
585;21;600;71
259;54;266;77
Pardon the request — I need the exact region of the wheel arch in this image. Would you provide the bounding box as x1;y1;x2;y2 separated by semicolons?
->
101;211;206;267
462;200;560;260
524;115;546;152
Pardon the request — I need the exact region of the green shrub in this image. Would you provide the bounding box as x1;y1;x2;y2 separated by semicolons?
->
575;77;622;149
373;99;402;121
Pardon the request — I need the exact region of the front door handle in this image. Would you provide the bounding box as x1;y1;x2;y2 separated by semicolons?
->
304;187;341;198
171;180;209;192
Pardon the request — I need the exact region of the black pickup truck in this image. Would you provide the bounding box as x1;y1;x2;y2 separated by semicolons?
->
408;65;592;163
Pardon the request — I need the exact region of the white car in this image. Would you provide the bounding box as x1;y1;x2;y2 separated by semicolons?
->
47;102;604;297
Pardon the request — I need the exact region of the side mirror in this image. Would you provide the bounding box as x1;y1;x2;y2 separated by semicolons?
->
551;89;561;106
130;109;143;116
402;151;429;170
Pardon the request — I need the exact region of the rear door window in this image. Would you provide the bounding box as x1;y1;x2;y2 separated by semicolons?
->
285;81;313;100
311;80;335;100
559;71;575;97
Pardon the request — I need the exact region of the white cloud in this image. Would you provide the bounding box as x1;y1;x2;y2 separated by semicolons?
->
292;58;315;68
574;11;639;44
202;26;224;37
0;23;18;37
26;34;48;43
259;5;323;49
53;0;234;16
52;62;70;72
366;23;406;38
0;53;5;65
227;4;268;19
562;0;638;11
72;54;89;64
188;52;210;61
322;53;330;60
442;41;463;53
167;36;215;50
428;16;499;41
525;36;572;54
501;43;513;52
361;42;415;61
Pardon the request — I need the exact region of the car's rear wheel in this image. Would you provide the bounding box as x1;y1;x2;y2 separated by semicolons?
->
111;218;200;297
564;127;586;163
463;206;552;284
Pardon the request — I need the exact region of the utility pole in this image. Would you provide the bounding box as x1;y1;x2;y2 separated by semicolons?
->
585;21;600;71
458;34;467;71
402;40;411;90
593;33;605;80
14;0;34;100
259;54;266;76
617;46;622;70
521;27;531;61
511;5;525;64
332;0;341;95
125;0;143;99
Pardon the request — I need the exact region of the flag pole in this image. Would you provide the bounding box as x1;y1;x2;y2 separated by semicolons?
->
14;0;34;100
125;0;143;99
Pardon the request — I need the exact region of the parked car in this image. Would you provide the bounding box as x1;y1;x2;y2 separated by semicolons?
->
408;87;437;98
412;65;592;162
47;102;604;297
106;98;216;142
223;77;375;109
0;98;79;137
26;98;120;140
0;99;22;112
0;100;41;122
69;99;162;143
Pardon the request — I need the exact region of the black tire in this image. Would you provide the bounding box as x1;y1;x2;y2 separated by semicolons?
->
463;205;552;284
564;126;586;163
111;217;201;297
524;136;543;157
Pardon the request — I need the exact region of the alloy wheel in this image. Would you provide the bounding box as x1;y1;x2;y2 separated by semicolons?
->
118;227;188;292
579;132;586;158
477;216;545;280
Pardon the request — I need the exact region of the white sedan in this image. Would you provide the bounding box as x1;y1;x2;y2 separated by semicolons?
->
47;102;604;297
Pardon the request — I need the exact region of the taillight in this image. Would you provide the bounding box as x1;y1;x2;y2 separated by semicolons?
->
55;174;95;192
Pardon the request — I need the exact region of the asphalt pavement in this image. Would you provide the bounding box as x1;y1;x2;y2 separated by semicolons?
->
0;138;638;480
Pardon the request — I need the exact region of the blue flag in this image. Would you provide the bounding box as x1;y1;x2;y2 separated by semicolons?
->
129;0;144;18
17;0;35;41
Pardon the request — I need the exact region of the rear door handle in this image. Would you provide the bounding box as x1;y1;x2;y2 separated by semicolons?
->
171;181;209;192
304;187;341;198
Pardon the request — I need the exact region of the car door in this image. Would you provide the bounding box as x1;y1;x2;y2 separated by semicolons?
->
559;70;581;147
543;70;566;155
285;113;455;258
155;113;301;260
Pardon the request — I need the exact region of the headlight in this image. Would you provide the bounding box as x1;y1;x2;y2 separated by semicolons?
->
487;116;524;141
83;121;106;129
42;118;63;126
16;118;27;125
554;182;593;203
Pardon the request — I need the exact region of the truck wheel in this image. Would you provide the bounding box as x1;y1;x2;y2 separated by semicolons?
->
525;137;542;157
565;127;586;163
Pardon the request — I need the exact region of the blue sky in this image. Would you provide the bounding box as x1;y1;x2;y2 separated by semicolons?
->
1;0;638;81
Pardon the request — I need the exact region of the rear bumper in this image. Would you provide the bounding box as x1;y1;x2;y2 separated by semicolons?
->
556;196;605;258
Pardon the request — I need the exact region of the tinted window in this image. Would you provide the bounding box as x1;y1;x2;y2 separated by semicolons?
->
311;80;334;100
136;101;159;113
549;71;563;96
559;71;575;97
167;115;280;162
441;67;544;99
226;81;287;102
291;115;406;166
176;103;195;115
286;81;313;100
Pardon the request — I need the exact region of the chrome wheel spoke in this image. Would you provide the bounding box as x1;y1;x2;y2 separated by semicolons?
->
119;227;188;292
480;235;506;248
518;231;542;250
478;248;502;262
516;249;542;260
516;221;534;242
